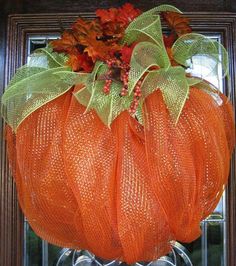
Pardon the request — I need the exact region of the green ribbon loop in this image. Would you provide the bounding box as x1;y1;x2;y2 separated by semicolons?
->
140;67;189;123
172;33;229;79
74;61;133;127
1;47;80;132
1;66;74;132
128;41;170;95
124;5;181;46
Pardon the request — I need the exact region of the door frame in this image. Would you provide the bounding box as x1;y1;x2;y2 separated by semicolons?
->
1;12;236;266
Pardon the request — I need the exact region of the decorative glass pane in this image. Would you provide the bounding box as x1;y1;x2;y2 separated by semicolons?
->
207;222;225;265
182;237;202;266
207;193;225;220
24;224;42;266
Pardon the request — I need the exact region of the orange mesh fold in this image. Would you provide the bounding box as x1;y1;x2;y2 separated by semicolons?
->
6;86;235;263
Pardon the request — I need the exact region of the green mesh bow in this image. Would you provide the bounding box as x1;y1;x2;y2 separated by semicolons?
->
74;62;134;127
1;46;80;131
1;5;229;132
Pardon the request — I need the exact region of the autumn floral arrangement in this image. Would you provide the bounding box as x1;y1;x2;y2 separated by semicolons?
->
49;3;193;121
1;3;235;264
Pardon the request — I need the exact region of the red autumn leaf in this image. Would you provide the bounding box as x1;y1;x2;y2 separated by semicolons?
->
96;7;118;24
51;5;140;65
67;53;93;72
96;4;141;56
67;54;80;71
72;17;122;62
117;3;141;25
163;33;176;48
50;31;79;54
84;41;121;62
96;3;141;27
165;47;179;66
72;18;102;37
77;53;93;72
162;11;192;36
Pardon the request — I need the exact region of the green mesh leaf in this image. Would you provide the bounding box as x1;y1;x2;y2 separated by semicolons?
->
141;67;190;123
160;67;190;123
34;45;68;67
7;47;69;88
124;15;162;45
1;66;74;132
53;71;89;85
152;4;182;13
74;60;136;126
124;11;166;52
1;46;75;132
84;62;108;111
186;77;202;86
75;80;133;127
128;42;170;94
135;105;144;125
7;66;47;88
172;33;229;80
123;5;181;45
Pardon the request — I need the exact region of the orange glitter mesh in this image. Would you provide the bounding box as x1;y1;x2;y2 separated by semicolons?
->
6;86;235;264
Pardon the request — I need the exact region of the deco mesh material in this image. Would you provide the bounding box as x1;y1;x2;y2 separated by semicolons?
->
6;86;235;264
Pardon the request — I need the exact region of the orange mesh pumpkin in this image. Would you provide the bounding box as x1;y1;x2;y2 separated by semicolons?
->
6;86;235;264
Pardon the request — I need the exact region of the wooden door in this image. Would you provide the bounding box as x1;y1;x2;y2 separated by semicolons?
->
1;1;236;265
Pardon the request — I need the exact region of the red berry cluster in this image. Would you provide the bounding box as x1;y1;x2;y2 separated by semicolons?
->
120;70;129;96
106;58;119;68
103;58;130;96
103;57;144;116
103;58;119;95
128;80;142;115
103;79;112;94
103;69;113;94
